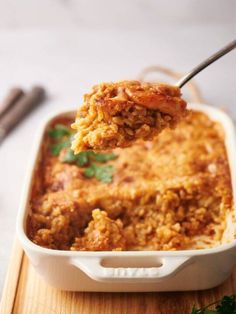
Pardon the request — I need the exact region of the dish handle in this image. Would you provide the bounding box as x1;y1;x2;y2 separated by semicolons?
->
71;256;191;282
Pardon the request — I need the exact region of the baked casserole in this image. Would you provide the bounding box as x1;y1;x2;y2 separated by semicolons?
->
27;110;233;251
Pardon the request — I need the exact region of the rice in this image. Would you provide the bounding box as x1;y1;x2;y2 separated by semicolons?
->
27;111;233;251
71;81;187;153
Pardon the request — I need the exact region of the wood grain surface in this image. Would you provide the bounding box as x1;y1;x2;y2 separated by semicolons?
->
0;240;235;314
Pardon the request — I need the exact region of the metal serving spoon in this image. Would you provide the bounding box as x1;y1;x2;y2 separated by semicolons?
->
176;39;236;88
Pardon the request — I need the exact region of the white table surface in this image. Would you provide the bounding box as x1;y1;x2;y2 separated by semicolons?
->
0;0;235;295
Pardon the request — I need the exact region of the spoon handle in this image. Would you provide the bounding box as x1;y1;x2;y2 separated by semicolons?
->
176;39;236;88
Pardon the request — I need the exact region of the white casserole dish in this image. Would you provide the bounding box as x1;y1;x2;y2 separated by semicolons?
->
17;103;236;292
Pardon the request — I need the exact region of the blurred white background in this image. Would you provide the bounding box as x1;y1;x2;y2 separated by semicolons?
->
0;0;235;295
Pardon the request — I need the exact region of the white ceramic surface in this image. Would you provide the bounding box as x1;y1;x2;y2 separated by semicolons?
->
17;103;236;292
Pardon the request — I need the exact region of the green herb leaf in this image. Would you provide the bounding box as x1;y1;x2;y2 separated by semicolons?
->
76;152;89;167
61;149;78;163
191;295;236;314
95;164;114;183
49;125;118;182
191;306;198;314
92;152;117;163
216;295;236;313
60;150;90;166
83;164;114;183
61;150;117;167
48;124;71;138
84;164;96;178
51;140;71;156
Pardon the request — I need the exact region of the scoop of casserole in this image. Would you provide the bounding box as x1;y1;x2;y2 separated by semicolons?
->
71;81;187;153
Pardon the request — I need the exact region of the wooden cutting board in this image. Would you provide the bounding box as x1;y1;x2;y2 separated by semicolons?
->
0;240;235;314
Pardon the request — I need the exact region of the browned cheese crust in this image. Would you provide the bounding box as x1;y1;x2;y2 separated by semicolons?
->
27;112;233;251
71;81;187;153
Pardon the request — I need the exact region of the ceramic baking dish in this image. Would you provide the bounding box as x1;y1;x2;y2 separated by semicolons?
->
17;103;236;292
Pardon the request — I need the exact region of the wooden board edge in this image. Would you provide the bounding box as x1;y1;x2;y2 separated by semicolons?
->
0;239;24;314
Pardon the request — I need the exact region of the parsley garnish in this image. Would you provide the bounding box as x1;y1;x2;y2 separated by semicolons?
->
48;124;72;156
83;164;96;178
48;124;72;138
95;164;114;183
48;124;117;183
91;152;117;162
51;140;71;156
61;150;117;167
191;295;236;314
76;151;90;166
84;164;114;183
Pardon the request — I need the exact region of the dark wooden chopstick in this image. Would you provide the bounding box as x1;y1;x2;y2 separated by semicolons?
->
0;86;46;143
0;88;25;118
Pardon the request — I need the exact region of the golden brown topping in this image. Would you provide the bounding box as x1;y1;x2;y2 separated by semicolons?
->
71;81;187;153
27;111;233;251
71;209;126;251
